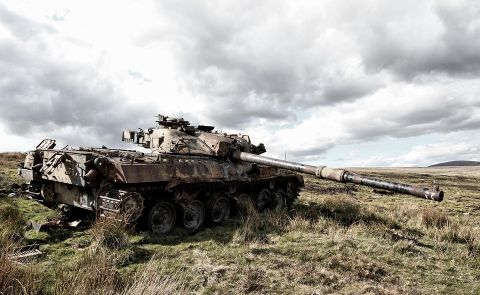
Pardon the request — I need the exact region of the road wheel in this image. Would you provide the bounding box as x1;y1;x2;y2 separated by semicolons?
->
255;189;271;212
208;197;230;224
148;201;176;235
182;200;205;234
271;189;286;212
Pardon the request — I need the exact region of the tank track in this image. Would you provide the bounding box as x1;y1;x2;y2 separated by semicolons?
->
96;176;301;234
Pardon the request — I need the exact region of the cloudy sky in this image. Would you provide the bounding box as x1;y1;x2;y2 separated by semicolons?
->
0;0;479;167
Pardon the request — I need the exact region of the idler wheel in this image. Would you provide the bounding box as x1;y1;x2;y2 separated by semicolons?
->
182;200;205;234
255;189;271;212
120;192;144;222
271;189;286;212
148;201;176;235
208;197;230;224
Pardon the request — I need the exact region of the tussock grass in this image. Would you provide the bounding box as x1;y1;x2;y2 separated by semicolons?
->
433;222;480;258
233;200;289;244
90;217;130;250
0;203;39;295
53;246;126;295
0;202;26;245
53;218;131;295
0;244;40;295
54;219;195;295
421;208;450;228
296;195;398;228
232;195;402;252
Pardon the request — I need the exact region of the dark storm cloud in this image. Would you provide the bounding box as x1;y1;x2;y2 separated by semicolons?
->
0;6;150;148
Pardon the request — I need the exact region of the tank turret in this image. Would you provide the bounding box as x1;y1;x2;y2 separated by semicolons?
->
121;114;266;157
123;114;444;202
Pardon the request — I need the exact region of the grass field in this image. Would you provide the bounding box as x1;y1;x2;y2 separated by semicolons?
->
0;152;479;294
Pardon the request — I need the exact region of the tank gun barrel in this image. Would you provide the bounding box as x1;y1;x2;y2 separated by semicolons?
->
232;151;443;202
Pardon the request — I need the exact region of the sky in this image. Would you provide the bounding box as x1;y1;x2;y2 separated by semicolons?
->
0;0;479;167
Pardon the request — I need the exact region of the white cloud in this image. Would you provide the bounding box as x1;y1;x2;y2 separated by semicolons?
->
0;0;479;168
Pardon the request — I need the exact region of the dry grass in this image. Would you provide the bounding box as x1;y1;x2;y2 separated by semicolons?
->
0;204;39;295
121;257;193;295
90;218;130;250
232;199;289;244
0;202;26;245
53;218;131;295
53;247;125;295
2;163;480;294
421;208;450;228
435;222;480;257
0;244;40;295
52;217;198;295
0;152;24;170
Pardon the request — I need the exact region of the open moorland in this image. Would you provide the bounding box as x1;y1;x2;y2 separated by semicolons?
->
0;152;479;294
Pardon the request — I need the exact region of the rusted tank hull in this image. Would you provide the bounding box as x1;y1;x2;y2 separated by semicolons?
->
21;148;303;234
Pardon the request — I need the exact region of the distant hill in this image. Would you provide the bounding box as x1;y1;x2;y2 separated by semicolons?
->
429;160;480;167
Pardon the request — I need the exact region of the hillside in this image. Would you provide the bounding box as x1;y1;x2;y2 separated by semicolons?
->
429;160;480;167
1;154;479;294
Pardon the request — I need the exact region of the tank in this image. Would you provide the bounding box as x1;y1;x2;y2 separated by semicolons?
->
18;114;444;235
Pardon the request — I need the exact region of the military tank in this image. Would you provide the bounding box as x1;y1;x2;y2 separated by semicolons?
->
19;114;444;234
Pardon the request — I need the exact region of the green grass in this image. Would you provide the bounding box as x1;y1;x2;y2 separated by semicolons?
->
0;163;479;294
